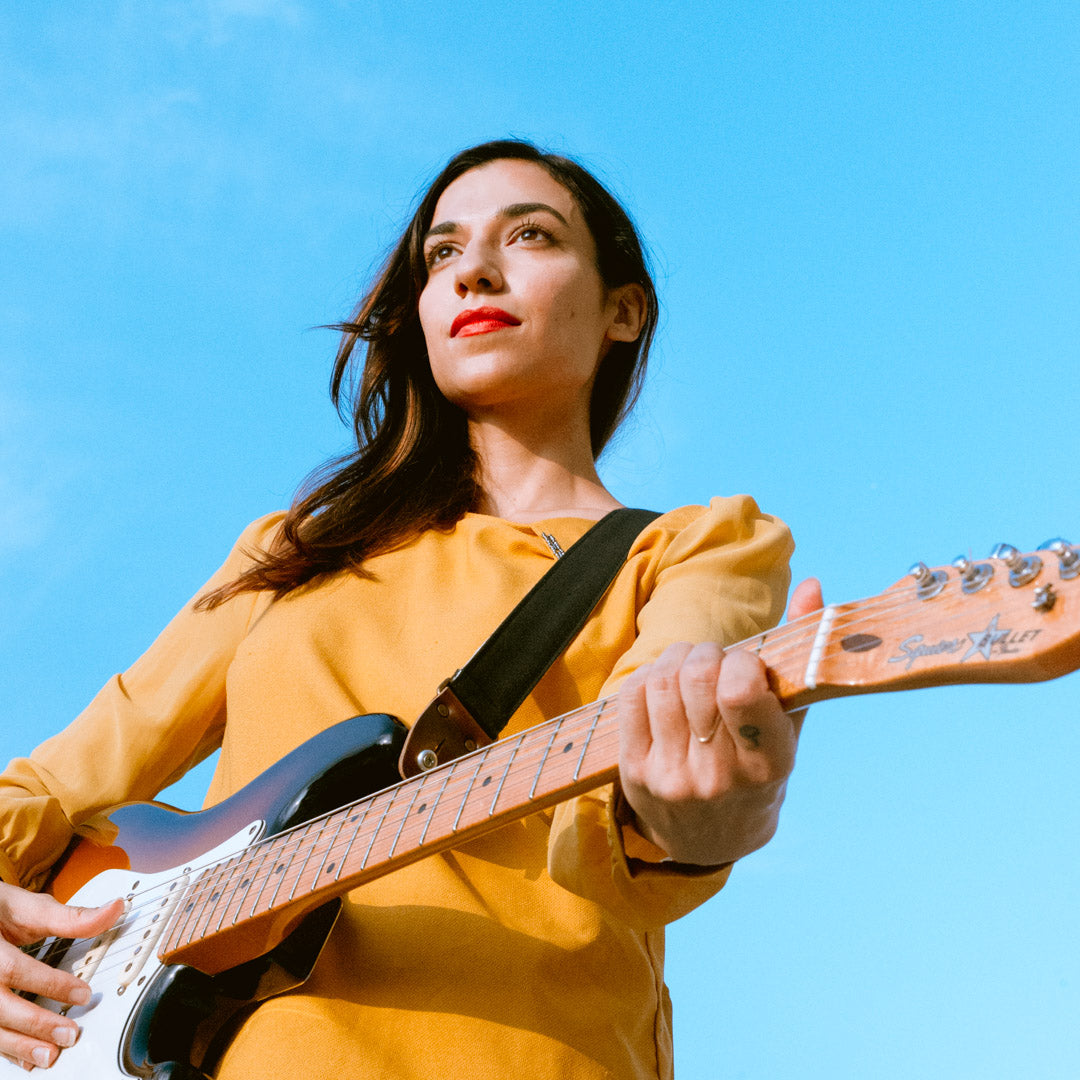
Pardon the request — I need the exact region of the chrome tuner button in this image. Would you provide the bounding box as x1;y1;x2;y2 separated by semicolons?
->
1038;538;1080;581
909;561;947;600
990;543;1042;587
952;556;994;594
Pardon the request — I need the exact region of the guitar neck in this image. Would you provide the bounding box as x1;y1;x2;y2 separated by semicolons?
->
161;548;1079;974
159;698;623;973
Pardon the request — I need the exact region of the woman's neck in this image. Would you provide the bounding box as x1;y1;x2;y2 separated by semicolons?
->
468;416;622;523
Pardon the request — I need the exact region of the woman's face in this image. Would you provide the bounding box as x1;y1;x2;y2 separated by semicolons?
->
417;159;640;426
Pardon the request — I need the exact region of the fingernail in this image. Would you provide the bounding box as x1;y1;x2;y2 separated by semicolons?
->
32;1046;51;1067
52;1026;76;1048
69;985;91;1006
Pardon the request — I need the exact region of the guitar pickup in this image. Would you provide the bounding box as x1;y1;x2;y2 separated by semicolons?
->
116;873;190;993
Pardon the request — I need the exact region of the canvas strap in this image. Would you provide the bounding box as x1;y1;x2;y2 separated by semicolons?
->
398;507;660;778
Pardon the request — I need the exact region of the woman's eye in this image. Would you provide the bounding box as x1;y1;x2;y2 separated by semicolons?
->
426;243;456;266
514;223;550;244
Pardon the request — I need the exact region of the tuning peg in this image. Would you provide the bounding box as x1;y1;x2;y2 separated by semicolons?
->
909;561;947;600
1038;538;1080;580
952;556;994;593
990;543;1042;587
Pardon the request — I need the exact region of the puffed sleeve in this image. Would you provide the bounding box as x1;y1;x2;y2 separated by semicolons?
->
547;496;794;929
0;514;284;891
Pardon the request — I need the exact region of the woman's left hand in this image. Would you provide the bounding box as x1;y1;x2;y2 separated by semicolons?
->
617;577;824;866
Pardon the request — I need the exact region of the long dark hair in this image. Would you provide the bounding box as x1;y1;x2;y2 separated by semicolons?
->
199;140;659;607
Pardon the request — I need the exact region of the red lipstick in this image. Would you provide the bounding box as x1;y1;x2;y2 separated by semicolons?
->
451;307;521;337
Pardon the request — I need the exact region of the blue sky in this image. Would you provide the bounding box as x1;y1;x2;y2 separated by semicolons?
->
2;3;1079;1077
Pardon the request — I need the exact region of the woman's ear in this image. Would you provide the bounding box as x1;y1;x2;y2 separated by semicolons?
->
605;283;648;343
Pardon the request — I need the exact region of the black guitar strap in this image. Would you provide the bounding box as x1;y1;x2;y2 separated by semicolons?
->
398;507;660;778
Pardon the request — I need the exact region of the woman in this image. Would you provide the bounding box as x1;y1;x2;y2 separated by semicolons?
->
0;141;819;1077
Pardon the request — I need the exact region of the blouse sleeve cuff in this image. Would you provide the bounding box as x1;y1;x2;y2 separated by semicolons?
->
548;783;733;930
610;787;734;879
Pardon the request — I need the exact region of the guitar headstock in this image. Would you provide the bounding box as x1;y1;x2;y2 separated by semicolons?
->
773;538;1080;709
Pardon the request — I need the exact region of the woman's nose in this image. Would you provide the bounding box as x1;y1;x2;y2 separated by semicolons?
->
454;244;504;297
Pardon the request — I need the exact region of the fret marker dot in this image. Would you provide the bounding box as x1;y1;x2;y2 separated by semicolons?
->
210;892;220;902
325;862;336;874
184;902;194;913
562;742;574;753
241;879;250;888
274;864;285;874
482;776;492;787
417;803;427;814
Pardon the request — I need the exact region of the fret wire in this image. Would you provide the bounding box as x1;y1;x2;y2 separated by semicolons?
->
171;865;208;948
486;732;527;818
360;789;399;869
334;802;373;882
528;723;561;801
179;713;626;952
241;833;280;922
223;840;266;929
384;720;573;847
199;852;238;938
573;701;606;782
185;859;223;943
267;823;312;909
417;769;453;847
387;777;424;858
214;846;254;934
451;760;485;831
288;816;334;902
310;807;350;890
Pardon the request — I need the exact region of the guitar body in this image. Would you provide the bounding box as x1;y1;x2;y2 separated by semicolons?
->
14;712;407;1079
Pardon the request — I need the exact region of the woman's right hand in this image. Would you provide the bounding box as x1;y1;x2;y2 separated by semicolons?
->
0;883;123;1071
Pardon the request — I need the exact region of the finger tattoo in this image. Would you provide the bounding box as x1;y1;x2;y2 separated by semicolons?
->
738;724;761;749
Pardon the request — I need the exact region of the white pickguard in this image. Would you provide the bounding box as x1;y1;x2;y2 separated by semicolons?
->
1;821;262;1077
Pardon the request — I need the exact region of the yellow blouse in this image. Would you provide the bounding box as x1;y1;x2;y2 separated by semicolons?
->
0;497;792;1080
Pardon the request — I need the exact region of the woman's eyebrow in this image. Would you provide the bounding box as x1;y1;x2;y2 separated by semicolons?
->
423;202;569;245
500;201;568;225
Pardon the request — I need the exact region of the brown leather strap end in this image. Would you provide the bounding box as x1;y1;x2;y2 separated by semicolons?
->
399;684;493;779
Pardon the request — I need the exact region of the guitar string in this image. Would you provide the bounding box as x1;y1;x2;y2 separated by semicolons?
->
61;717;610;984
29;580;1031;974
31;582;982;967
65;691;630;980
77;703;606;976
35;603;922;979
113;581;931;917
45;581;930;952
33;582;970;964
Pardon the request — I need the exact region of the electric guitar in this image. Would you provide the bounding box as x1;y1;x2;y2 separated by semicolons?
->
9;541;1080;1078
